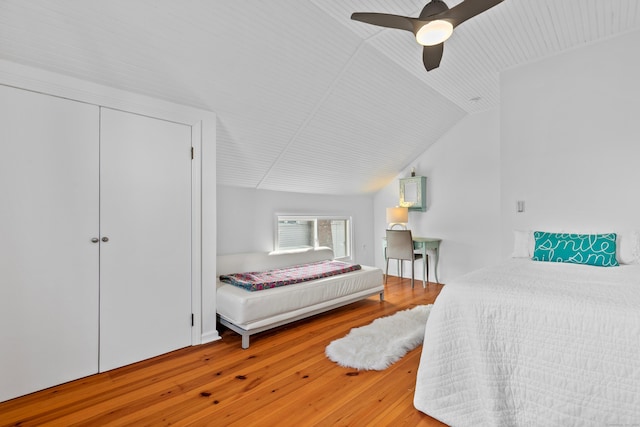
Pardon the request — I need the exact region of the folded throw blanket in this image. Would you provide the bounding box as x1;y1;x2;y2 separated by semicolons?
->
220;260;362;291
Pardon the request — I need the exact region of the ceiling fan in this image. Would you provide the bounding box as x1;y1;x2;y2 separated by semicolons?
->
351;0;504;71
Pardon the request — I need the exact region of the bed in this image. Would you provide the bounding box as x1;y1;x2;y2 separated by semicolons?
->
216;248;384;348
414;233;640;426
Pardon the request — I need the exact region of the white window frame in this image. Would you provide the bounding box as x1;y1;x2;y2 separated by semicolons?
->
274;215;353;261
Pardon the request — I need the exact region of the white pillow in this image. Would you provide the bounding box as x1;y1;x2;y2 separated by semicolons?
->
512;230;533;258
617;231;640;264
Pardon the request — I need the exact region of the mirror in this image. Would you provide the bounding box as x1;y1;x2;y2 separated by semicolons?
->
403;182;418;203
399;176;426;211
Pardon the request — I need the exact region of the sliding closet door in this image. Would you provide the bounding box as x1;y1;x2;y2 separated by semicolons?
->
0;85;100;402
99;108;192;371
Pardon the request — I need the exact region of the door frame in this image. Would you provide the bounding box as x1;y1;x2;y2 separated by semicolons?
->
0;59;219;345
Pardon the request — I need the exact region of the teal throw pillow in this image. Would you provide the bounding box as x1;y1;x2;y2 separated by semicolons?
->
532;232;619;267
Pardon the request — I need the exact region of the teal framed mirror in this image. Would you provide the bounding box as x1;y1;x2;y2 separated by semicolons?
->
399;176;426;212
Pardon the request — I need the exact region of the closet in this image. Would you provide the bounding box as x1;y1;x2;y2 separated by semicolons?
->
0;84;193;402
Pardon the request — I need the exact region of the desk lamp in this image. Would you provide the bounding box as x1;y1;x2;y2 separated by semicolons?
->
386;206;409;230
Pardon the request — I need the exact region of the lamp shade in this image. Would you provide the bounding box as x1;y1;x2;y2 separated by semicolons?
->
415;20;453;46
386;206;408;225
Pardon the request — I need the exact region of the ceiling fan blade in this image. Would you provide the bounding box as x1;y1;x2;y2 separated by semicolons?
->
423;44;444;71
443;0;504;27
351;13;416;32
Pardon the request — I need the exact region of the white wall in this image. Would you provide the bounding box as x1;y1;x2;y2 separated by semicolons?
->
219;30;640;283
374;109;502;283
217;186;376;266
501;29;640;253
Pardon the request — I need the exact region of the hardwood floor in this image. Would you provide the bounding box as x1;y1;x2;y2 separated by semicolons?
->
0;277;447;427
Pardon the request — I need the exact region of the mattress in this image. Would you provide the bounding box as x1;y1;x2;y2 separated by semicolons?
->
414;258;640;426
217;265;383;330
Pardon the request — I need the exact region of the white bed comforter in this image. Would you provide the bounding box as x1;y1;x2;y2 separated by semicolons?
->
414;259;640;426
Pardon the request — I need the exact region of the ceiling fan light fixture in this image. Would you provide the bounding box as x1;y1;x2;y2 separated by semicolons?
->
415;20;453;46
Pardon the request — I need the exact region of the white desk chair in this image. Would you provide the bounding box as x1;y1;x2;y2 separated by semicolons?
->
384;229;427;288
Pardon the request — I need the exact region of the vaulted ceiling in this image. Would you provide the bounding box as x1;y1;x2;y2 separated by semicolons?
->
1;1;639;195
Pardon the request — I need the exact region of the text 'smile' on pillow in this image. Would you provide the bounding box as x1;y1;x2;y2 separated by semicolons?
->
532;231;619;267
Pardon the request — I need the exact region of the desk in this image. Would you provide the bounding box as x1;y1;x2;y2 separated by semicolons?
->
382;236;442;283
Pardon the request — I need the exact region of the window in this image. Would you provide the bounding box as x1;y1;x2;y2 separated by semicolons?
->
275;215;352;259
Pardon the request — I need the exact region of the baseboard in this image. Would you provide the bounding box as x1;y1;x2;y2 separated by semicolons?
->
200;330;221;345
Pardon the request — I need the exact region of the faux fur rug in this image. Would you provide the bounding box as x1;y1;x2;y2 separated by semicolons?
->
325;305;432;370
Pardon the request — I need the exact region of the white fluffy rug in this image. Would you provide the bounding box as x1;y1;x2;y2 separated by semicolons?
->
325;305;432;370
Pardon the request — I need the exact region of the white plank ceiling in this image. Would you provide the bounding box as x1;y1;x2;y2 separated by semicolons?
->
1;1;639;195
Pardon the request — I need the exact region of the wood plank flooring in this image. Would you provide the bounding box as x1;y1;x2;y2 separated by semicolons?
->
0;277;447;427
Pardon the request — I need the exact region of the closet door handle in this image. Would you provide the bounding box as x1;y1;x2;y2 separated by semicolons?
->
91;237;99;243
101;237;109;243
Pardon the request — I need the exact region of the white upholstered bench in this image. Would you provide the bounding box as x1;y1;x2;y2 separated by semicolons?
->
216;248;384;348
